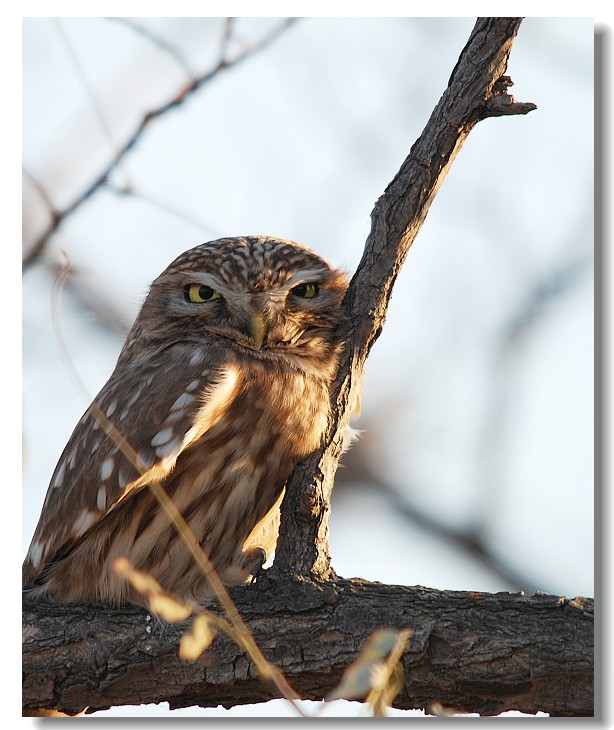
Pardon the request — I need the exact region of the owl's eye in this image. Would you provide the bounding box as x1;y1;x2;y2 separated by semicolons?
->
291;282;319;299
184;284;222;303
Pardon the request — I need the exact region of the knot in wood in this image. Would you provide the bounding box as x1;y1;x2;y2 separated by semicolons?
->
298;484;322;522
493;74;514;93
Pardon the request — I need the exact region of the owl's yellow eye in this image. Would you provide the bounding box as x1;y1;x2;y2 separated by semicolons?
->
291;282;319;299
184;284;222;303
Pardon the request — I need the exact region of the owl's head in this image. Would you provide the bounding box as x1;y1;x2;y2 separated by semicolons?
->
125;236;349;371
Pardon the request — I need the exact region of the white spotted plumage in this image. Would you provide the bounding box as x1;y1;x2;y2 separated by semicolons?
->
23;236;349;604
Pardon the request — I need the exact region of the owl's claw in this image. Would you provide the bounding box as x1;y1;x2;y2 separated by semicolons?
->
242;547;267;584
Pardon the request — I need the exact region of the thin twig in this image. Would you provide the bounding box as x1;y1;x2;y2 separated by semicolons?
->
217;17;235;64
357;478;541;593
499;249;593;348
53;18;133;190
106;17;196;79
106;183;222;239
23;168;58;215
23;18;298;271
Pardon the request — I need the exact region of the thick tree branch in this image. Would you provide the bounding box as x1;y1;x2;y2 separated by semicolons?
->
273;17;536;580
22;580;593;717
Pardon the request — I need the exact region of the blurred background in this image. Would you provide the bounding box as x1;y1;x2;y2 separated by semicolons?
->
21;17;593;718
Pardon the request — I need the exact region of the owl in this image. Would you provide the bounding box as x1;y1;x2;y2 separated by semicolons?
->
23;236;349;605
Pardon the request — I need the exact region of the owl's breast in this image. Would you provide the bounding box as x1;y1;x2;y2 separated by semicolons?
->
157;360;332;521
188;363;331;474
155;364;331;586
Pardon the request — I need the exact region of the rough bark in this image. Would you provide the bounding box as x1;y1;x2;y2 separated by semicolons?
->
22;579;593;717
273;17;536;581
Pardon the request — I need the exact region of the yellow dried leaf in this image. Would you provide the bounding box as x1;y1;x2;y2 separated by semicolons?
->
112;557;162;596
369;661;404;717
112;557;132;577
329;663;374;701
180;614;216;661
363;628;407;660
148;593;193;623
327;628;412;702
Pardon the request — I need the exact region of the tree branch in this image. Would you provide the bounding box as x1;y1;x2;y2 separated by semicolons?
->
22;580;593;717
273;17;536;581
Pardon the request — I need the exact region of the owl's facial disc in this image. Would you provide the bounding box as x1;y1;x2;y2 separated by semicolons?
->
151;251;346;359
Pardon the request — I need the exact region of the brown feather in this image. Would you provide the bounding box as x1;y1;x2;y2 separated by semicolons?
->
23;236;348;604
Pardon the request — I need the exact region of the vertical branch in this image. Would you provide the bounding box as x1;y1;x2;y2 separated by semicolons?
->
273;17;536;580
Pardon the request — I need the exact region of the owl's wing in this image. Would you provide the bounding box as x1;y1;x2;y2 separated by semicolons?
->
24;343;237;581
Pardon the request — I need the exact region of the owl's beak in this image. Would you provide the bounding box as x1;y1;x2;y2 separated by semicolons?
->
250;312;266;349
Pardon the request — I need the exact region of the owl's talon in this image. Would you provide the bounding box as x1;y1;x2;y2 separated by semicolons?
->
242;547;267;584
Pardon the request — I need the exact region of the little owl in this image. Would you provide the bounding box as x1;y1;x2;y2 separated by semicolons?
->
23;236;349;604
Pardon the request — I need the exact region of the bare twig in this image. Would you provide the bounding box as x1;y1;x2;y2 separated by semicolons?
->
106;17;196;78
499;249;593;347
335;475;543;594
23;168;58;215
22;18;297;271
473;244;593;566
106;183;222;239
53;18;133;190
217;17;235;64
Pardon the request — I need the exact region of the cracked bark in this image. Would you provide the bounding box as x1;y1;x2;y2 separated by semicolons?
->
23;18;593;718
23;582;593;716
